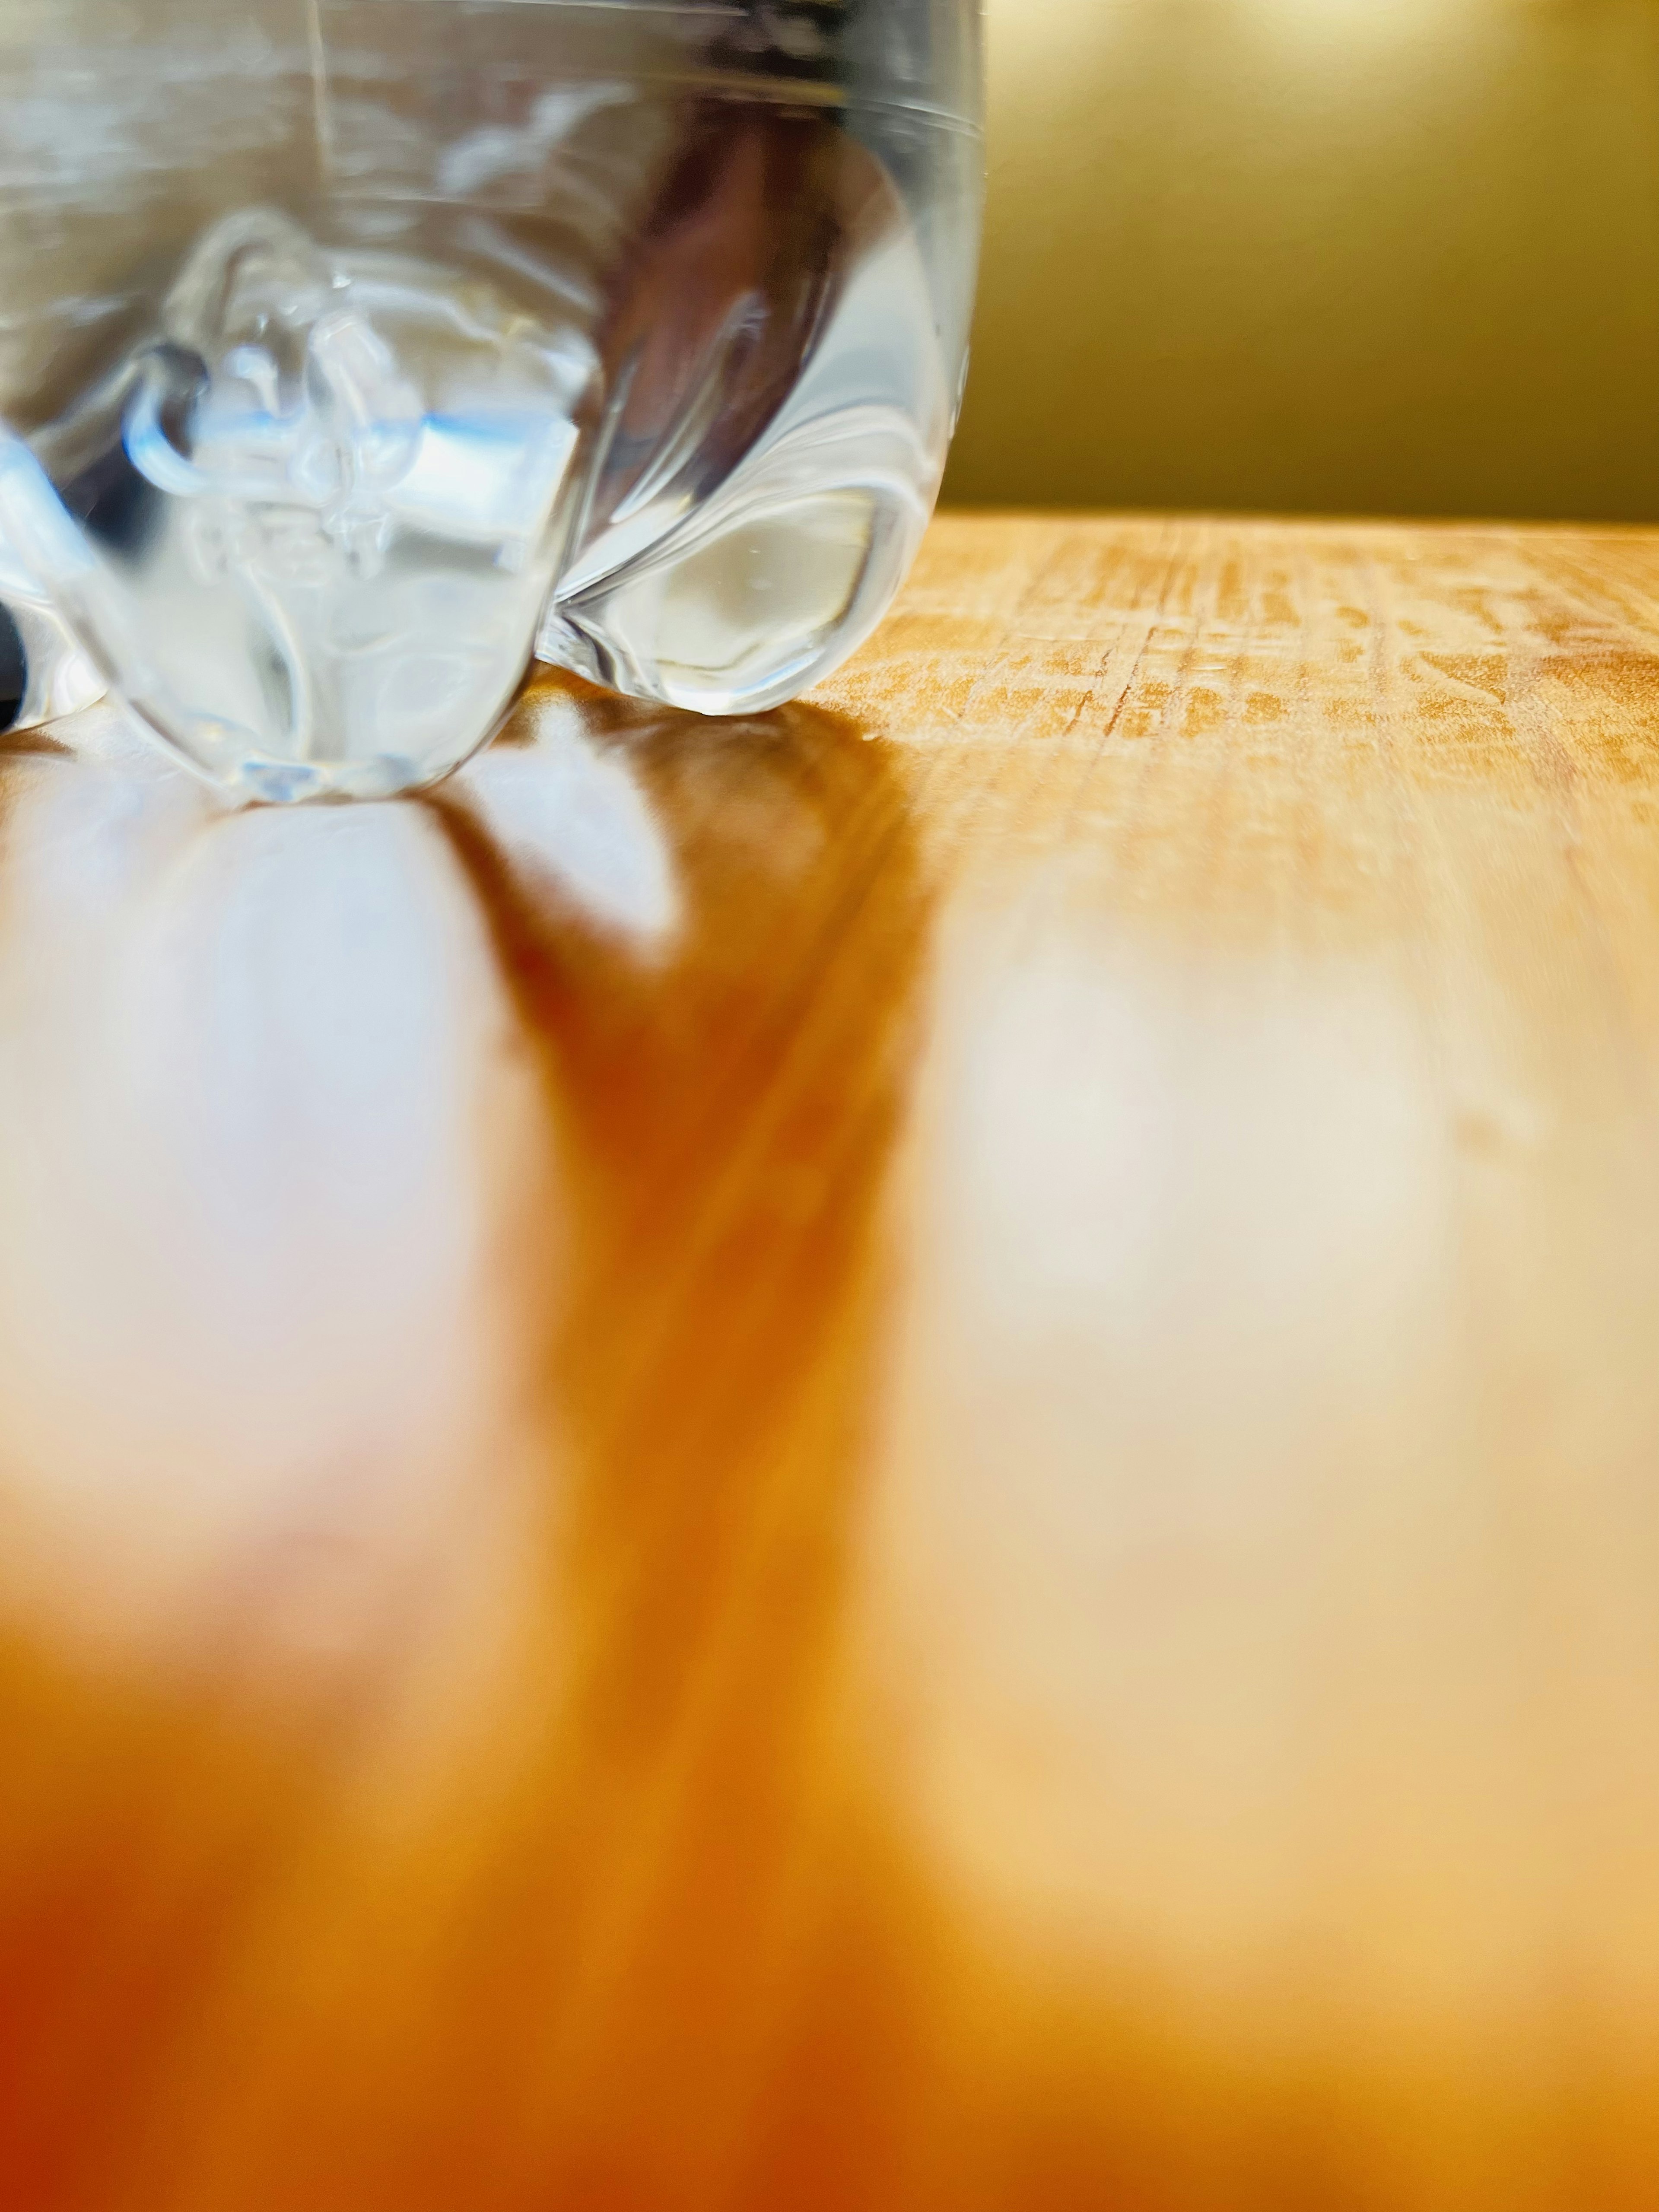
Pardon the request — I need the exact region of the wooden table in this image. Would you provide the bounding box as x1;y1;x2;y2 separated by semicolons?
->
4;513;1659;2211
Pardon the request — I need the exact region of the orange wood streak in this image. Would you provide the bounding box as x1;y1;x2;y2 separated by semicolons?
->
4;515;1659;2207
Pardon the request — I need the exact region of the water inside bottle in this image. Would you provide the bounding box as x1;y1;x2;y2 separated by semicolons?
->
3;209;587;801
0;6;978;800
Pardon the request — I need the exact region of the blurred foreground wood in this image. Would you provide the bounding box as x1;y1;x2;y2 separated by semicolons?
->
5;513;1659;2209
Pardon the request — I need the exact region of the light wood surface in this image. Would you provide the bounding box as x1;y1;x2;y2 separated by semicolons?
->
5;512;1659;2209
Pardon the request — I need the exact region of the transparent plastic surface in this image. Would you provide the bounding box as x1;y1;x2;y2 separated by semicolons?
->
0;1;983;801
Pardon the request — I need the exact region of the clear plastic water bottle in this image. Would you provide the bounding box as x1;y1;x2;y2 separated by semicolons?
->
0;1;982;801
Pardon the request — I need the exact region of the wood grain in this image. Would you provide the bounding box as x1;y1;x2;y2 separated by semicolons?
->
4;512;1659;2209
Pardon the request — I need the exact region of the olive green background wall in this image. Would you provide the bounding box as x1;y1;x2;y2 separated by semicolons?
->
942;0;1659;521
